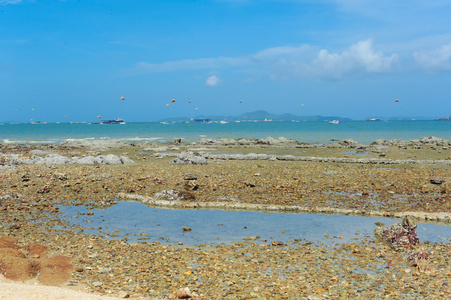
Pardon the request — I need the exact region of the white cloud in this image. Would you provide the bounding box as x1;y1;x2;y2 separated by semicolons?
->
309;39;398;78
0;0;23;5
205;75;221;87
413;43;451;71
251;45;312;61
131;57;248;74
127;39;400;80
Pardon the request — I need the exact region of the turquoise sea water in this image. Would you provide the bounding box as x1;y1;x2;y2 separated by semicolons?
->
1;120;451;145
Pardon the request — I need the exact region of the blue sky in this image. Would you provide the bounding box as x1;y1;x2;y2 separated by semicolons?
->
1;0;451;122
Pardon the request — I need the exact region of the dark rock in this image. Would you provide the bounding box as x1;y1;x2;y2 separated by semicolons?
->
271;241;284;246
183;174;198;180
374;216;419;251
404;251;429;267
430;177;444;184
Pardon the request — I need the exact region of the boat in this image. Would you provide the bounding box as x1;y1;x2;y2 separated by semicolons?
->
219;121;229;124
100;118;125;124
366;118;380;121
190;118;211;123
435;116;451;120
329;120;340;124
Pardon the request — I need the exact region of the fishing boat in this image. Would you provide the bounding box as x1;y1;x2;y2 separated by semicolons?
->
329;120;340;124
100;118;125;124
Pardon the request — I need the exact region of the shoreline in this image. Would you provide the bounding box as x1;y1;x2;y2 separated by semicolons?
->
1;139;450;299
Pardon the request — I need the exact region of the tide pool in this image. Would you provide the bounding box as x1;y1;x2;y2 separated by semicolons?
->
58;201;451;246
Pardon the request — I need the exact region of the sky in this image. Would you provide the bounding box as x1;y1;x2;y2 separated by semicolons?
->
1;0;451;122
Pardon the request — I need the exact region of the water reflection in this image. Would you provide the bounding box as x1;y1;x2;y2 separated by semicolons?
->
58;201;451;246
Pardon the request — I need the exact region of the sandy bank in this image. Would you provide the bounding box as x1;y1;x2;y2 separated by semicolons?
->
0;276;123;300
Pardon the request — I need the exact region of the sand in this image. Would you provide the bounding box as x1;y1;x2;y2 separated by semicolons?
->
0;276;123;300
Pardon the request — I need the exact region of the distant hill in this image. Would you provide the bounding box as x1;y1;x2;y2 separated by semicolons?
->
158;110;353;122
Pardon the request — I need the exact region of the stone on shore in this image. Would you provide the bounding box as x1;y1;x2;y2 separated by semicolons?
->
169;151;207;165
374;216;419;251
177;287;191;299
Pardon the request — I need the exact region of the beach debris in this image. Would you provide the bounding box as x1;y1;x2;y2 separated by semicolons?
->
182;227;192;232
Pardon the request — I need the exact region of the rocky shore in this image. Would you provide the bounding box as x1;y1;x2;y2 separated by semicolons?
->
0;137;450;299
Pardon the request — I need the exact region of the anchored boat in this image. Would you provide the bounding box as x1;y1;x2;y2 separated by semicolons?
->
100;118;125;124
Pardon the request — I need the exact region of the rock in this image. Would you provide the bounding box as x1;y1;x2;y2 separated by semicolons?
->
118;291;130;298
52;173;68;181
98;267;111;274
271;241;284;246
154;190;196;201
1;153;134;165
323;171;338;175
370;139;386;146
169;151;207;165
338;139;360;147
404;251;429;267
430;177;444;184
419;136;446;146
183;174;198;180
177;287;191;299
184;181;199;191
374;216;419;251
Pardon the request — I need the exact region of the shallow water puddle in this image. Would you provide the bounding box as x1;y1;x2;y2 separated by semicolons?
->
58;201;451;246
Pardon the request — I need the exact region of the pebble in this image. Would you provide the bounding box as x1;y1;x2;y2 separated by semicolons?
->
1;141;450;299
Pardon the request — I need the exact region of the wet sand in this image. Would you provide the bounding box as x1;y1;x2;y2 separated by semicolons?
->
0;141;450;299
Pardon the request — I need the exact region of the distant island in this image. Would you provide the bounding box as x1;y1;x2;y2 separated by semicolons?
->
158;110;354;123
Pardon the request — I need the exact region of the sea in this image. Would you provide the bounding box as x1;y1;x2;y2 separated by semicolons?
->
1;120;451;145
